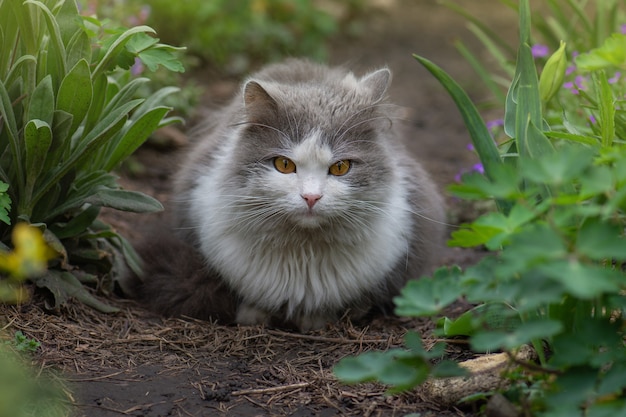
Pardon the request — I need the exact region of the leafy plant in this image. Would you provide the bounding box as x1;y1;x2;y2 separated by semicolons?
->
0;0;183;311
99;0;353;72
335;1;626;414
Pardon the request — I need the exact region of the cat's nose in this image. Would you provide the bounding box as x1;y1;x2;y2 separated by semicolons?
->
301;193;322;209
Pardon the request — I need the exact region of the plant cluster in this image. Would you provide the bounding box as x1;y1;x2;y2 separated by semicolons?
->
335;1;626;415
92;0;362;73
0;0;183;311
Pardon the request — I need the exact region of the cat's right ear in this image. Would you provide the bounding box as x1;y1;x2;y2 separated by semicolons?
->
359;68;391;102
243;80;278;124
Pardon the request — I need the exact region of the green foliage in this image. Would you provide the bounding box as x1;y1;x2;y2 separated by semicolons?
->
0;344;67;417
98;0;347;72
10;331;41;353
335;1;626;414
0;0;183;311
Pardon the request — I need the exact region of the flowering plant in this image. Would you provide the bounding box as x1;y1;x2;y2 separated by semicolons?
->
335;1;626;414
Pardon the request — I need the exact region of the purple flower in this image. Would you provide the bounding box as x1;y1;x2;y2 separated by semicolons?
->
531;44;550;58
621;24;626;34
131;57;144;76
565;65;576;76
486;119;504;130
589;114;597;124
472;163;485;175
609;72;621;84
466;143;475;152
575;75;587;90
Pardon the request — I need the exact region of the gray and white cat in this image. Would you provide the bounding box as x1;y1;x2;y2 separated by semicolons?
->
134;59;445;331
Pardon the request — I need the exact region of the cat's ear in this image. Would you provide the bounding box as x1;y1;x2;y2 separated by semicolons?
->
243;80;278;123
359;68;391;102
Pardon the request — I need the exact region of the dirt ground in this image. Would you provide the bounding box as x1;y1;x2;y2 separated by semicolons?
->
2;1;521;416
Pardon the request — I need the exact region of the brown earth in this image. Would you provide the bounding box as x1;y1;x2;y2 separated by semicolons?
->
2;1;521;416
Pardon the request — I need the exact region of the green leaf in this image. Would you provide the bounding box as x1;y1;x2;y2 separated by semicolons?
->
34;270;119;313
519;146;594;186
538;260;622;299
49;205;100;240
92;25;156;79
84;189;163;213
104;106;171;171
56;59;92;138
576;218;626;261
471;319;562;351
412;55;504;186
24;0;66;83
138;47;185;72
23;119;53;202
576;33;626;71
27;75;54;125
394;267;462;316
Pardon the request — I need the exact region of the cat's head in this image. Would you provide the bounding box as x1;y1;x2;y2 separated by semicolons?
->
227;64;399;230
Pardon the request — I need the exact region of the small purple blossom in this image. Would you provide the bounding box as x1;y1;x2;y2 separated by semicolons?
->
565;65;576;76
621;24;626;34
131;57;144;76
466;143;475;152
486;119;504;130
574;75;587;90
589;114;597;124
472;163;485;175
531;44;550;58
609;72;621;84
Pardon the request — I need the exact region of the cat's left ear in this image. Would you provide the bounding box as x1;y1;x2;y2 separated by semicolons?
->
359;68;391;102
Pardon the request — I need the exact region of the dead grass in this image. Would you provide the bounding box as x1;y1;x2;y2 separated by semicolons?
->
1;295;472;416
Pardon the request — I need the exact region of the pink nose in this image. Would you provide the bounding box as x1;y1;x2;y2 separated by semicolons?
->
301;193;322;209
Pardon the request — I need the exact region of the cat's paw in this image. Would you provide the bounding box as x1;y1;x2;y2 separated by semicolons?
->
236;303;270;326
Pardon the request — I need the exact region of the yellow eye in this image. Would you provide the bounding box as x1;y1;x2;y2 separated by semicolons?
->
329;160;351;176
273;157;296;174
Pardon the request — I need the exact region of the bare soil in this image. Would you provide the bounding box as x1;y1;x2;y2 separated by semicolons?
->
1;1;520;416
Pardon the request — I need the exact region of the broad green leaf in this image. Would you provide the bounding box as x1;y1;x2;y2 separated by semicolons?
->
576;33;626;71
471;319;562;351
27;75;54;125
49;205;100;239
576;219;626;261
54;0;81;47
84;189;163;213
0;181;11;225
519;146;593;186
24;0;66;83
65;29;91;69
24;119;52;196
125;32;159;53
538;260;622;299
104;106;170;171
394;267;462;316
56;59;92;139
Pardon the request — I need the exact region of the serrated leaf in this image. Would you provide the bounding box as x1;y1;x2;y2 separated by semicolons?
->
138;48;185;72
92;25;156;79
56;59;92;138
84;189;163;213
471;319;562;351
538;260;622;299
394;267;462;316
576;218;626;261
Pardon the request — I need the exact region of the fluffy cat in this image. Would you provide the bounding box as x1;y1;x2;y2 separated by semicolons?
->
133;59;446;331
